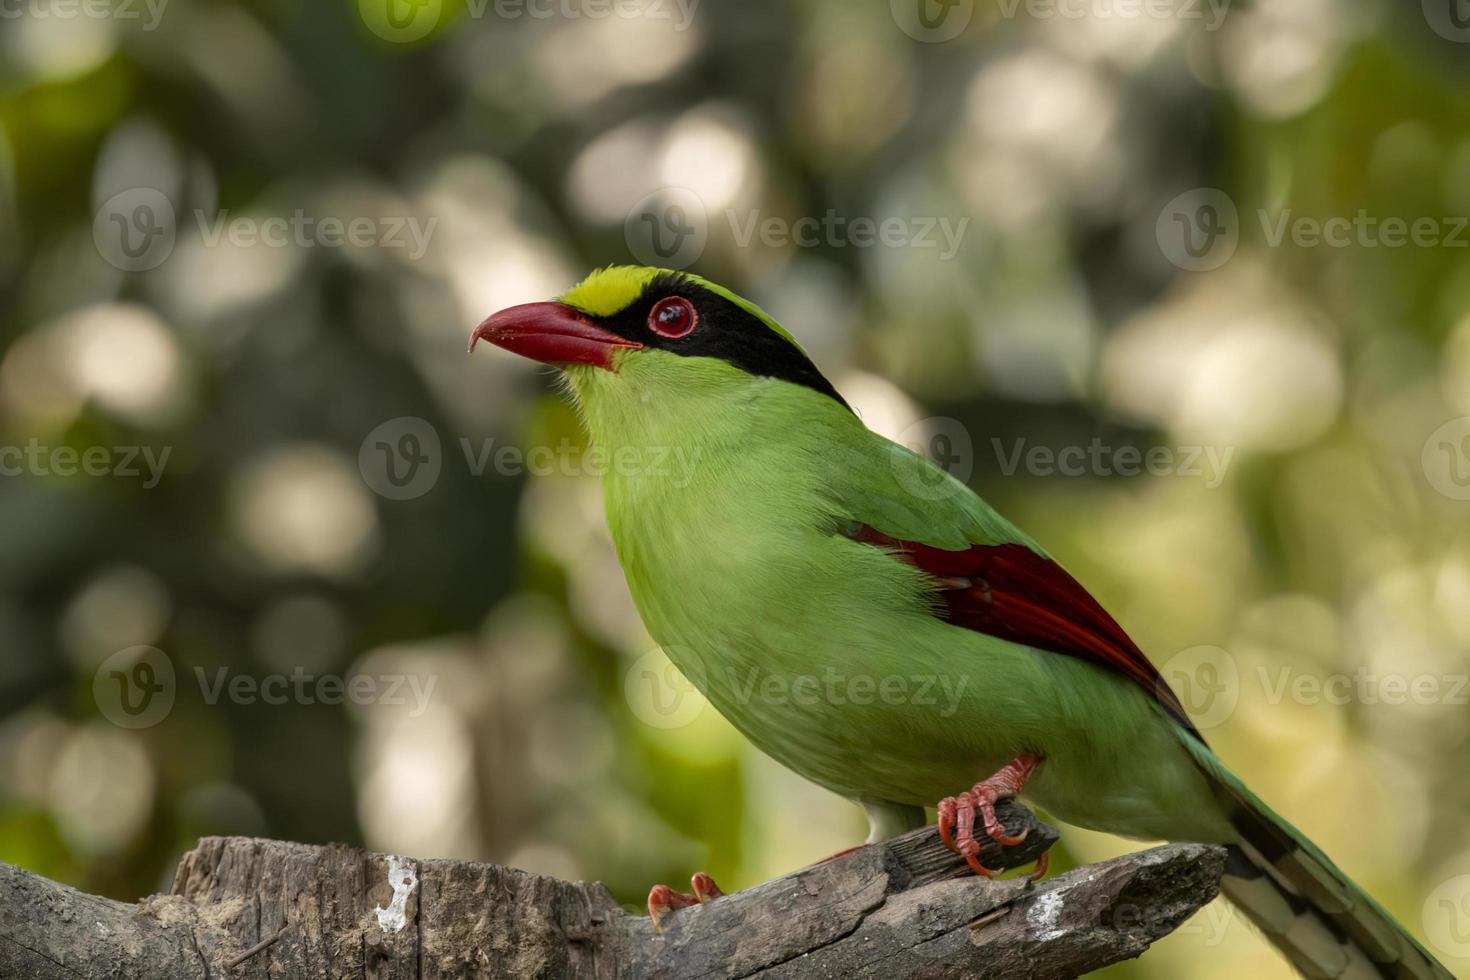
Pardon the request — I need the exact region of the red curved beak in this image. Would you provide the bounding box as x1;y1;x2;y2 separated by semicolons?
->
468;301;642;370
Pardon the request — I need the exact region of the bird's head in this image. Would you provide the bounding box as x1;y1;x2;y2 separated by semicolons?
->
470;266;849;445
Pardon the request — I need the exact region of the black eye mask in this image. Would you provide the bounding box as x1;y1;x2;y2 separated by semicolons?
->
587;273;851;411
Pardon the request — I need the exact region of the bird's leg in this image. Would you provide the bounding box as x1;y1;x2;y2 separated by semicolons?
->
646;872;722;932
936;754;1045;879
862;799;927;843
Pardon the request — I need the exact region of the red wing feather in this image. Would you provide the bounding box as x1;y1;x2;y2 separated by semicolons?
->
849;525;1201;740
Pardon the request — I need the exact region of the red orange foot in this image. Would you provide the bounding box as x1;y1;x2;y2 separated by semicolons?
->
937;754;1046;879
647;872;723;932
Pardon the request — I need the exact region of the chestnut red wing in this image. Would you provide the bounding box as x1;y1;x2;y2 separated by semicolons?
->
849;525;1201;741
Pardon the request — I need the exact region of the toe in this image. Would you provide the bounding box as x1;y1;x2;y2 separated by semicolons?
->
977;792;1028;846
937;798;959;852
987;825;1029;848
691;872;723;904
648;884;674;932
953;792;978;851
647;883;699;932
959;843;999;878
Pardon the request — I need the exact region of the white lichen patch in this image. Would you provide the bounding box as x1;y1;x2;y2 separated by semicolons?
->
1028;889;1065;941
375;855;418;934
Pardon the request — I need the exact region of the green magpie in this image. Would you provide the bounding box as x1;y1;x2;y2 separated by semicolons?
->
469;265;1452;979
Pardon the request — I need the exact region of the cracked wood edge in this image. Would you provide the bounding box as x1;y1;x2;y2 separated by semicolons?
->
0;802;1225;980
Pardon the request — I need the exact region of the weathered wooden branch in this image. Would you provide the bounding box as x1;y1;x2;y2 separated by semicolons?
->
0;802;1226;979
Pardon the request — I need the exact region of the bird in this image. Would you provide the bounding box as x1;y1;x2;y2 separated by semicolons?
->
468;264;1452;979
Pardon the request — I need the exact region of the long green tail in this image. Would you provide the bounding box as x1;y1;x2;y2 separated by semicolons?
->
1183;740;1453;979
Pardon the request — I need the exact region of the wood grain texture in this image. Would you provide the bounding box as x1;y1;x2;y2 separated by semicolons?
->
0;802;1225;979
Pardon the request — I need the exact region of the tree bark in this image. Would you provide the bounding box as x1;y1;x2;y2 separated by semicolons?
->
0;802;1226;980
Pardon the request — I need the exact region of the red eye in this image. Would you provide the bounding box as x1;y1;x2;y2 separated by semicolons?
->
648;296;698;339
